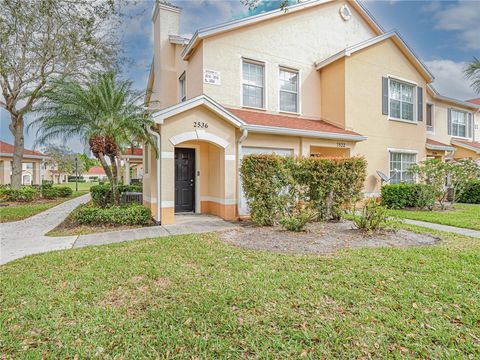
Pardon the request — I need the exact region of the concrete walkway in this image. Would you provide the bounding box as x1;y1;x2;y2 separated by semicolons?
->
404;219;480;238
1;200;238;265
0;193;91;265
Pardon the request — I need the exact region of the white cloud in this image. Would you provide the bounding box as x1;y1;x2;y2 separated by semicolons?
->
425;59;477;100
427;1;480;50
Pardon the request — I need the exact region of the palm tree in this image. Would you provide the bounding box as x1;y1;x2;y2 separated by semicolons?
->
464;57;480;94
30;72;157;205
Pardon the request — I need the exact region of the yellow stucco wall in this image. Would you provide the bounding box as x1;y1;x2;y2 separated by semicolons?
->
199;0;375;118
343;39;429;193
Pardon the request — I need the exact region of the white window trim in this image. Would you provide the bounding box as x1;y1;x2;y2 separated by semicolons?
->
388;149;418;184
449;107;471;140
240;57;267;110
278;65;301;115
387;76;418;123
179;71;186;102
426;102;434;134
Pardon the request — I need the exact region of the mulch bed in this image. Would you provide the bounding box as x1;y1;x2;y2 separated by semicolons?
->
219;220;440;255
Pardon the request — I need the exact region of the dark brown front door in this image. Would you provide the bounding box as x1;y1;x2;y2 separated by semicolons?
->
175;148;195;213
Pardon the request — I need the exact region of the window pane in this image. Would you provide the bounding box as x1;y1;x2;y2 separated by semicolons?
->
279;70;297;92
243;61;264;108
426;104;432;127
280;91;297;112
401;102;414;121
389;80;401;100
243;84;263;108
401;83;414;103
390;99;400;118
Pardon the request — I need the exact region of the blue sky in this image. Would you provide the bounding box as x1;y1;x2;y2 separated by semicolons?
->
1;0;479;153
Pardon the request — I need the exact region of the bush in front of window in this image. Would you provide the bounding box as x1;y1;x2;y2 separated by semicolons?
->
381;184;437;210
458;180;480;204
240;155;367;226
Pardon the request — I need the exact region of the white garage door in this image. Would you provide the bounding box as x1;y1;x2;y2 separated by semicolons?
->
239;147;294;215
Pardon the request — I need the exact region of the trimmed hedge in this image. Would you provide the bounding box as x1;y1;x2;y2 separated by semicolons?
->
90;184;143;207
72;203;151;225
0;185;73;202
41;186;73;199
240;155;367;226
381;184;437;209
0;187;40;202
458;180;480;204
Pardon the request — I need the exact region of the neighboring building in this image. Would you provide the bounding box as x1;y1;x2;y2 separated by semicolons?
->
122;148;143;184
83;166;108;182
0;141;48;185
467;98;480;142
143;0;480;224
42;162;69;184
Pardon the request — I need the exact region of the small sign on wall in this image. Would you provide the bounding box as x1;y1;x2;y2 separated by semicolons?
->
203;69;221;85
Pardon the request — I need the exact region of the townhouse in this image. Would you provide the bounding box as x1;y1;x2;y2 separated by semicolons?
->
143;0;480;224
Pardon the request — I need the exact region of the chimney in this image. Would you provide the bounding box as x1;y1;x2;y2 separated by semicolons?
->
151;1;181;109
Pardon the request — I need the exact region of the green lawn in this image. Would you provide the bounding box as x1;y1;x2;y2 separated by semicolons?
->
0;192;86;223
56;181;98;192
1;229;479;358
388;204;480;230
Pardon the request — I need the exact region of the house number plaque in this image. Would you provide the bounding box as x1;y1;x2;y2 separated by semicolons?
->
194;121;208;129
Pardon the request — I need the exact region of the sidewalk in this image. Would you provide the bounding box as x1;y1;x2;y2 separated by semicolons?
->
404;219;480;238
0;193;91;265
1;208;238;265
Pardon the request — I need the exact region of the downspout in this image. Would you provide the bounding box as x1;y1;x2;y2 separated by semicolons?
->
237;127;248;217
147;126;161;224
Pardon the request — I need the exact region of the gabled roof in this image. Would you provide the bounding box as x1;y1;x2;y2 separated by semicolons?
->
426;138;454;152
0;141;47;159
181;0;384;60
86;166;106;176
228;108;366;141
451;139;480;154
427;85;480;110
152;94;246;127
315;30;435;82
466;98;480;106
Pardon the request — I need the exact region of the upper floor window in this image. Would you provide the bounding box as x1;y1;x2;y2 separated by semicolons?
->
179;72;186;102
449;109;469;138
390;151;416;184
426;103;433;132
279;68;299;113
389;79;415;122
242;60;264;109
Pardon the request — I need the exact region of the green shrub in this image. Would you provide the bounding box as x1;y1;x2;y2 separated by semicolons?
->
55;186;73;198
0;187;40;202
90;184;142;207
352;198;400;232
240;155;292;226
458;180;480;204
41;187;60;199
381;184;436;209
73;203;152;225
279;207;316;232
240;155;367;226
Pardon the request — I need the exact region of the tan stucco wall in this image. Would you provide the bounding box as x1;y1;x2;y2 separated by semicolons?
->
320;58;346;128
199;0;375;118
425;93;476;146
344;39;429;193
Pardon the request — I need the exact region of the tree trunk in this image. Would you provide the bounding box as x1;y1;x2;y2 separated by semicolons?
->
109;155;120;206
9;113;24;189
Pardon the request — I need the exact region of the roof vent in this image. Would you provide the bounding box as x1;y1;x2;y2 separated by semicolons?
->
339;5;352;21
